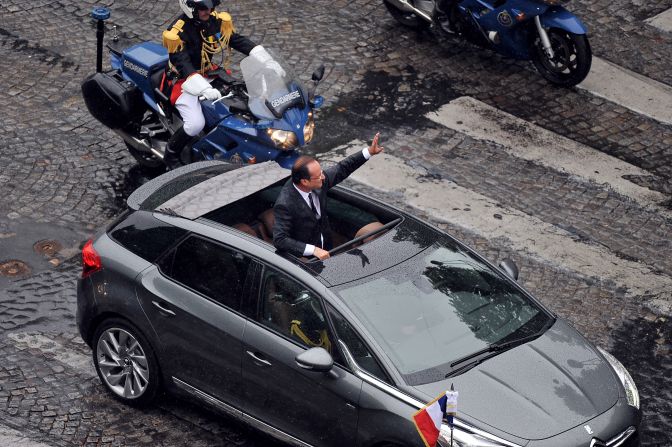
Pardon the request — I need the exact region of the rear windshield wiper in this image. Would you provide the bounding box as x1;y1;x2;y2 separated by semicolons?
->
445;332;544;379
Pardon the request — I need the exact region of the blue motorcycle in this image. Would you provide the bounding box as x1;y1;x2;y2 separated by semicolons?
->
82;11;325;170
384;0;591;86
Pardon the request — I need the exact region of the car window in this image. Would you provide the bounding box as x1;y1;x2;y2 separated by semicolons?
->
327;305;390;383
109;211;187;262
335;244;553;385
259;268;335;356
161;236;251;310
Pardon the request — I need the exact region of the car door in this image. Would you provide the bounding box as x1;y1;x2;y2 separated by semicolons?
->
241;266;362;447
136;234;253;410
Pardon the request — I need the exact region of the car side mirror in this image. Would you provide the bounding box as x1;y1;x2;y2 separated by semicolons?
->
499;258;519;281
312;65;325;82
295;347;333;372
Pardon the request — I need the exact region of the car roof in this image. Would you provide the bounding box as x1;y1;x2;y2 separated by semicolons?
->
127;161;287;216
127;161;444;287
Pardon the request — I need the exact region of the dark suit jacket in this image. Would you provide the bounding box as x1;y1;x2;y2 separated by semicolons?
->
273;151;368;257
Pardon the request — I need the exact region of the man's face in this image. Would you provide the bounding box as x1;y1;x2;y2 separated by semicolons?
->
304;161;324;190
197;7;212;21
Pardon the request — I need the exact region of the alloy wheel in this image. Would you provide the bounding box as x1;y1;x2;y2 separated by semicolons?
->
96;327;150;399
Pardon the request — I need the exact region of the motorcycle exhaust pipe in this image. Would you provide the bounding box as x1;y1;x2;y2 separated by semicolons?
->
386;0;434;23
114;129;165;159
91;7;111;73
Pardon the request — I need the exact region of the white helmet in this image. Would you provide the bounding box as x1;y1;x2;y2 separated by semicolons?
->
178;0;218;19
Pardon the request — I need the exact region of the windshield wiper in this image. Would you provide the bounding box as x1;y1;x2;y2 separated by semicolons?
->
444;332;544;379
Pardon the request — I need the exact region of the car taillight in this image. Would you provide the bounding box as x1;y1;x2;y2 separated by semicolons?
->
82;239;102;278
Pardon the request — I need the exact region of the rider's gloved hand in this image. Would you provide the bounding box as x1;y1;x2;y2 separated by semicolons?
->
250;45;286;77
182;73;221;100
201;87;222;101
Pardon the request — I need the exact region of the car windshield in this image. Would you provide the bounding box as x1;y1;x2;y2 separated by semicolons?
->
334;243;553;385
240;49;303;120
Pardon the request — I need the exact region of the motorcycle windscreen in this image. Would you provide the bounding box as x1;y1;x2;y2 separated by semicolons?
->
240;50;305;120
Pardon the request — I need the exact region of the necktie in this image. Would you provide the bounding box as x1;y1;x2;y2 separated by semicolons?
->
309;192;320;218
309;192;324;248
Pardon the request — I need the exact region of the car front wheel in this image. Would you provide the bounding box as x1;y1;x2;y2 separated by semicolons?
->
92;318;160;406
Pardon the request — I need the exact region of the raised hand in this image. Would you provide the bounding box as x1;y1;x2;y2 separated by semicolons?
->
369;132;384;155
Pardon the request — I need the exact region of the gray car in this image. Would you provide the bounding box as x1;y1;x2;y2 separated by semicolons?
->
77;161;641;447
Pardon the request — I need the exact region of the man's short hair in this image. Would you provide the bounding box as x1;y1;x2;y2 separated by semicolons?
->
291;156;316;185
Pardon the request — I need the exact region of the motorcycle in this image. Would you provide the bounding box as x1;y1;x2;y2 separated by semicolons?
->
383;0;592;86
81;10;325;170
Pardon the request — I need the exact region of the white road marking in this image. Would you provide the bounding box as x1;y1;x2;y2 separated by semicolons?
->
0;426;55;447
645;7;672;33
578;57;672;125
322;143;672;315
7;333;95;377
425;97;669;216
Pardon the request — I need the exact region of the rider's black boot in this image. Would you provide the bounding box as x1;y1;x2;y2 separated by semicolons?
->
164;126;191;170
435;0;456;34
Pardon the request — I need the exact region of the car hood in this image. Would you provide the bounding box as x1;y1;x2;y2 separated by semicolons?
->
412;320;620;440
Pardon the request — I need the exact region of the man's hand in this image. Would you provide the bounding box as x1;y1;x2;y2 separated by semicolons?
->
314;247;331;260
369;132;384;155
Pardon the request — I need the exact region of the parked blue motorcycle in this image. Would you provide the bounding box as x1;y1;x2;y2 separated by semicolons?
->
384;0;591;86
82;11;325;170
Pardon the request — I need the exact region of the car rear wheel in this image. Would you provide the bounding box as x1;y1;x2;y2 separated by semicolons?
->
92;318;160;406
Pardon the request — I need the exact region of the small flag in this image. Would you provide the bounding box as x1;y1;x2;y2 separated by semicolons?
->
412;392;448;447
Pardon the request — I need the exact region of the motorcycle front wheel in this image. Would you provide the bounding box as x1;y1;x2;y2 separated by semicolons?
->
383;0;431;29
531;28;592;87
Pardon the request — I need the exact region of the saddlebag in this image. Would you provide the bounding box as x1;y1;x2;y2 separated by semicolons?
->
81;71;144;129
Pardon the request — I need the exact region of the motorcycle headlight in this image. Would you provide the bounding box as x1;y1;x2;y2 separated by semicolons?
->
267;128;298;150
438;425;509;447
304;112;315;143
598;347;640;409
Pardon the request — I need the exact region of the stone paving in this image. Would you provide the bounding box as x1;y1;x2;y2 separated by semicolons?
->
0;0;671;445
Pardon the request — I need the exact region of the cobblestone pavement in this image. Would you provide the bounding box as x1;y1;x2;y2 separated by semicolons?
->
1;0;671;445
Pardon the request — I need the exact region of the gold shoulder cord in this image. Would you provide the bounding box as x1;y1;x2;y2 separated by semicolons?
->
199;11;235;74
290;320;332;353
162;19;186;54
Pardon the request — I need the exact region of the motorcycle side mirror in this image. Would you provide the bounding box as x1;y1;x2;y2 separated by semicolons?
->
499;258;519;281
312;65;325;82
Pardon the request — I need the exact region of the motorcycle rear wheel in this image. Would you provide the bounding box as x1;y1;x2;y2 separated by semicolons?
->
383;0;431;29
125;142;165;170
531;29;592;87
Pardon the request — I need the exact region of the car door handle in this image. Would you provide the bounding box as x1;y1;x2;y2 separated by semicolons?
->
152;300;176;316
246;350;272;367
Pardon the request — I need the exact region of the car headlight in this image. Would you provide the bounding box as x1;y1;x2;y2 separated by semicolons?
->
267;128;298;150
598;347;640;409
304;112;315;143
438;425;508;447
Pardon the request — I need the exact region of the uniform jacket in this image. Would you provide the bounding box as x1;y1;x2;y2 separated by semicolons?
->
164;12;257;79
273;151;368;257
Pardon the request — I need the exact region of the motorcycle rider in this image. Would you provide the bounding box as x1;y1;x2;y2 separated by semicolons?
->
162;0;284;169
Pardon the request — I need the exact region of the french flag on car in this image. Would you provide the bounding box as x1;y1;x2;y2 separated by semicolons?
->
412;389;458;447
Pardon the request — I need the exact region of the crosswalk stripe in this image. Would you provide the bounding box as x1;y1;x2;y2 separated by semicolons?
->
426;96;670;217
645;7;672;33
7;333;95;377
322;143;672;316
578;57;672;125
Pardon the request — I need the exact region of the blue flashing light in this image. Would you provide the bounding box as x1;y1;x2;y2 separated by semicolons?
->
92;7;111;21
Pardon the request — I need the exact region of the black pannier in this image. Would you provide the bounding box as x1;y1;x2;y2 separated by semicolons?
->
81;71;144;130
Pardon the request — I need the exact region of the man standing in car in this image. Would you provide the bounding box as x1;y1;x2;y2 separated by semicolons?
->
162;0;284;169
273;133;384;260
